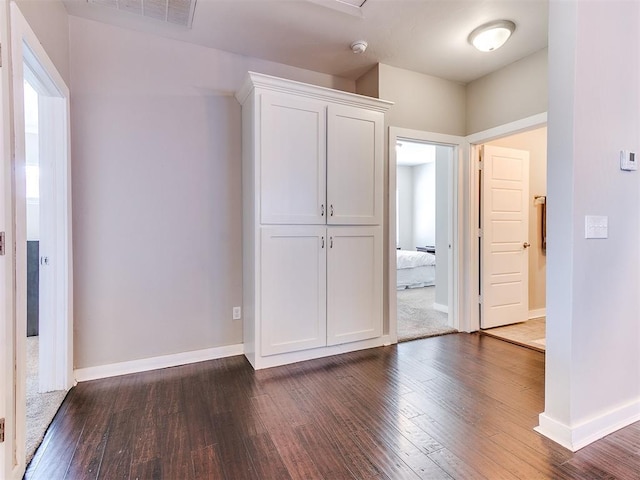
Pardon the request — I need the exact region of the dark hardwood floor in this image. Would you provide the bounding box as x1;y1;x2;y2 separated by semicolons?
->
25;333;640;479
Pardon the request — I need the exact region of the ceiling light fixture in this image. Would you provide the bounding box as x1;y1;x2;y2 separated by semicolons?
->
468;20;516;52
350;40;368;54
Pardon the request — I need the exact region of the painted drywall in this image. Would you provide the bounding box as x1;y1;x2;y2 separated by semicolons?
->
356;64;379;99
377;64;466;136
542;0;640;449
15;0;70;85
69;16;355;369
466;49;547;135
412;163;435;247
434;146;450;308
396;166;414;250
487;127;547;313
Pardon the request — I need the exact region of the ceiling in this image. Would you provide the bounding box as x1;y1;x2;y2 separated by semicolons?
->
62;0;549;84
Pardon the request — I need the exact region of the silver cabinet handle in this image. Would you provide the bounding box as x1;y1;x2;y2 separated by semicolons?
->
321;204;324;216
330;205;334;217
330;237;333;248
321;236;325;249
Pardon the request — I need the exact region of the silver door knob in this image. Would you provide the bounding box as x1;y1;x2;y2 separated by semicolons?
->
523;242;531;249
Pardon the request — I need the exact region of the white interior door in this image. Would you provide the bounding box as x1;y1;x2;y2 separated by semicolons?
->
480;145;530;329
0;2;10;475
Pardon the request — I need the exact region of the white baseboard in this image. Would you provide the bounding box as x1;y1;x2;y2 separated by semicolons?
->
74;343;244;382
536;397;640;451
433;303;449;314
528;308;546;320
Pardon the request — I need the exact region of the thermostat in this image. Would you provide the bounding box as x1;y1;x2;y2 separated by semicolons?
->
620;150;637;171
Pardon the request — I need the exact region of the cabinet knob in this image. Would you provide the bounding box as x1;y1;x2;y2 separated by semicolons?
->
523;242;531;249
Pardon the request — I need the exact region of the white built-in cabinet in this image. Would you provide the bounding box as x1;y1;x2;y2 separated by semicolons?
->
237;72;392;369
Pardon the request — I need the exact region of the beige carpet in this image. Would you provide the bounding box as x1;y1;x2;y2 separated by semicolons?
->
397;286;457;342
26;336;68;464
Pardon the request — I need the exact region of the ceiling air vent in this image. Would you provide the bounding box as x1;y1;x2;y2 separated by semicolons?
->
88;0;197;28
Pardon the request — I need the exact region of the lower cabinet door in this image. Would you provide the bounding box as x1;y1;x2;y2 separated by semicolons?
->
261;226;327;356
326;226;382;346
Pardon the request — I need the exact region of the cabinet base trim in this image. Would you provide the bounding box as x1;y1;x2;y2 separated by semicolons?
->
247;335;390;370
74;343;245;382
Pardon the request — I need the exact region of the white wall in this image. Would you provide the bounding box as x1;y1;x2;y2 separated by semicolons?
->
412;163;435;248
15;0;69;85
488;127;547;312
396;166;413;250
466;49;547;135
539;0;640;450
69;16;355;369
378;64;466;136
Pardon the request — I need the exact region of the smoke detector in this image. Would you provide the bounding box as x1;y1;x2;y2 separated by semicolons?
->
350;40;368;54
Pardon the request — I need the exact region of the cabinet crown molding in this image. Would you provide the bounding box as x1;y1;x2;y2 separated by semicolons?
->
235;71;393;113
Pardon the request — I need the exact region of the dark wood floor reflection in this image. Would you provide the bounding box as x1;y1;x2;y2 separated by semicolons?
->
25;334;640;479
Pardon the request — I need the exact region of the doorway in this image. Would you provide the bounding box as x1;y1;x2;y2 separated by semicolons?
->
3;4;73;476
388;127;464;343
478;126;547;350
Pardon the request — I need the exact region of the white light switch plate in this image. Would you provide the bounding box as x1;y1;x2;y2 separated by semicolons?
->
585;215;608;239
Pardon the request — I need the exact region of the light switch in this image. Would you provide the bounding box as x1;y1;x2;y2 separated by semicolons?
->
585;215;608;239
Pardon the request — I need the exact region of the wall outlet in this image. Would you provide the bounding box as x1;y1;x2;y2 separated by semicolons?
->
232;306;242;320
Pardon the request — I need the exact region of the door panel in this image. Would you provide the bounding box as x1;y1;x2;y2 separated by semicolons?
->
327;105;382;225
261;226;327;355
260;95;326;225
327;226;382;345
481;145;530;329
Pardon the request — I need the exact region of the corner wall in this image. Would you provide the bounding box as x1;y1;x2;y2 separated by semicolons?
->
539;0;640;450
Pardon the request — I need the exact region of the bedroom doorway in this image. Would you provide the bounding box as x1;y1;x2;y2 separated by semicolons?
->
389;127;462;343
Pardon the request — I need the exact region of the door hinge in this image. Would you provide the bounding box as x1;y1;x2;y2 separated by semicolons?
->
0;417;5;442
478;160;483;170
477;229;482;238
478;295;483;305
0;232;5;256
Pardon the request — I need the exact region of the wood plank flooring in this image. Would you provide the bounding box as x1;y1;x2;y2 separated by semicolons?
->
25;333;640;479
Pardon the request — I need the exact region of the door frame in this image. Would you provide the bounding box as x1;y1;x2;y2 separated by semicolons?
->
466;112;547;332
388;127;466;340
1;0;15;477
3;4;72;477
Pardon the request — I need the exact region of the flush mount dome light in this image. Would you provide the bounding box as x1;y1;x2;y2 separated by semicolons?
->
468;20;516;52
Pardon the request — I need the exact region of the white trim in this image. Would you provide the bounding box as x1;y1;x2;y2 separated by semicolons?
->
10;2;73;399
388;127;466;339
536;398;640;452
465;113;548;332
433;302;449;314
74;344;245;382
528;308;546;319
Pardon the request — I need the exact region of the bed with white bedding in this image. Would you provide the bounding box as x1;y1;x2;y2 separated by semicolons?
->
396;250;436;289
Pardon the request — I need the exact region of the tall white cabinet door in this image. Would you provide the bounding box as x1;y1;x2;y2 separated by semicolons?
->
260;95;326;225
326;226;382;345
261;226;327;356
326;105;383;225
